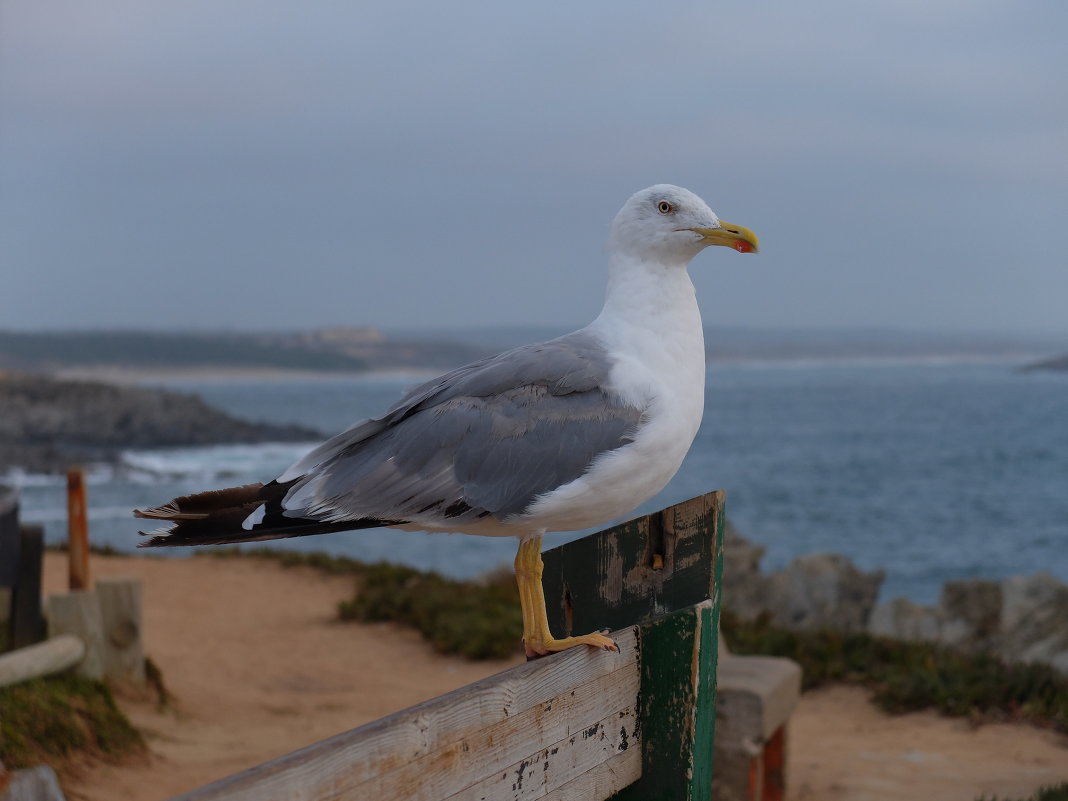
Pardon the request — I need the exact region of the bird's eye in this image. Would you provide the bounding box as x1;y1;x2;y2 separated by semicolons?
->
657;201;674;214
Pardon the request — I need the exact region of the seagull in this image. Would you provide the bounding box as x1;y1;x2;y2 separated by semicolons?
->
135;185;758;657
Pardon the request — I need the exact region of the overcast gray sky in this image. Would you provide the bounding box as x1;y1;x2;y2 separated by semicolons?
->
2;1;1065;335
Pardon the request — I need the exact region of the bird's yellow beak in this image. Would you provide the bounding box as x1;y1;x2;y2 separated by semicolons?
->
688;221;759;254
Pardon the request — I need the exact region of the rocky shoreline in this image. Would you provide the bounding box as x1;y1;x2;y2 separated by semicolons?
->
723;523;1068;675
0;371;323;474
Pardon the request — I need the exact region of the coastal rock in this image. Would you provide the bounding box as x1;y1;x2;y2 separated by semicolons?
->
722;530;884;632
869;572;1068;675
998;572;1068;673
720;520;771;620
0;372;323;474
762;554;885;632
868;597;942;642
723;528;1068;674
938;579;1002;649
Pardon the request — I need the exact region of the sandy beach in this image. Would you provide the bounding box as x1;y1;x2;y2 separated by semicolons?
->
41;552;1068;801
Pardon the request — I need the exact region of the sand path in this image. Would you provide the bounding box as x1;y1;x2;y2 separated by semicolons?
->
41;553;1068;800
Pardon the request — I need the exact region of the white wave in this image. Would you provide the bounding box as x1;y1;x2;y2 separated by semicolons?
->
0;467;66;488
19;504;146;525
1;463;116;488
119;442;318;483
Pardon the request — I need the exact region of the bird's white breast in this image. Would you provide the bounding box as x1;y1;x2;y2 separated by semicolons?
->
514;258;706;534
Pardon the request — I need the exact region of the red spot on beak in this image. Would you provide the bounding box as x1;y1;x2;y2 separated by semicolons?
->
733;240;754;253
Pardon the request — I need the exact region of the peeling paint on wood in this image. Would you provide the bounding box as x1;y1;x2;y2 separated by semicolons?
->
610;600;718;801
541;491;724;637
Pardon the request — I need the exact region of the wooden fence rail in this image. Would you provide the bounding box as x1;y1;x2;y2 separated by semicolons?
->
0;634;86;689
172;490;725;801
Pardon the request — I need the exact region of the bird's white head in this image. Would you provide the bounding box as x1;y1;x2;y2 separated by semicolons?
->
608;184;758;267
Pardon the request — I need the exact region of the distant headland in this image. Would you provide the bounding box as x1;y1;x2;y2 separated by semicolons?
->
0;371;323;474
0;327;490;375
1;326;1064;374
1021;353;1068;372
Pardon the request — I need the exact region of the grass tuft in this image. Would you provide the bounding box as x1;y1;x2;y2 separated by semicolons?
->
0;674;144;771
194;546;371;575
144;656;174;711
339;565;522;660
721;609;1068;732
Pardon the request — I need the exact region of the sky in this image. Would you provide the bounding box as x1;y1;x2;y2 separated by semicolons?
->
1;1;1066;336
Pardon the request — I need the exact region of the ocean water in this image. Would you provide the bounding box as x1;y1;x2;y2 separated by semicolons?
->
7;361;1067;604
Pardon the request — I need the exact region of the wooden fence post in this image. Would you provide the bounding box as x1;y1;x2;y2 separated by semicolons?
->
47;591;106;680
11;525;46;650
97;578;146;684
67;467;90;591
541;490;726;801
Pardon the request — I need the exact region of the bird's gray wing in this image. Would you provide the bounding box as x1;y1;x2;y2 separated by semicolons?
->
277;331;645;526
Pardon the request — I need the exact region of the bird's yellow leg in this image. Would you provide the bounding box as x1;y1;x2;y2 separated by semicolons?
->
514;538;538;644
514;535;617;658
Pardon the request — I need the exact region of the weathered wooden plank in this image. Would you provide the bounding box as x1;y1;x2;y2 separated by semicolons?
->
716;655;801;742
47;590;105;680
173;627;638;801
355;659;639;801
714;654;800;801
0;634;86;689
97;577;145;683
541;491;724;637
11;524;46;650
453;704;640;801
541;749;642;801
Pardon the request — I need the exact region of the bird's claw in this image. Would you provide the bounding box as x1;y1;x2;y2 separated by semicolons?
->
524;630;618;658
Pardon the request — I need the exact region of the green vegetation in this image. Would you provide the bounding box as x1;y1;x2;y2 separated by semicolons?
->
721;609;1068;732
144;656;174;711
339;564;521;660
0;674;143;770
196;546;373;575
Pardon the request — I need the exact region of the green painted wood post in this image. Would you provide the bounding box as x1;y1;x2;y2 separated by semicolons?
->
540;490;726;801
618;600;718;801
